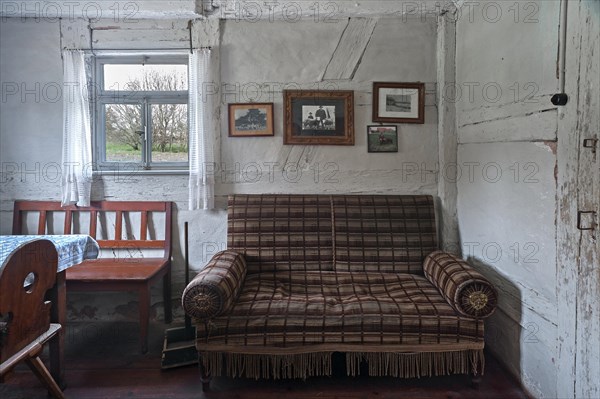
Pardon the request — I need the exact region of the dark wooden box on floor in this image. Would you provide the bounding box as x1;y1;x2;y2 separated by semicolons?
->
12;201;173;353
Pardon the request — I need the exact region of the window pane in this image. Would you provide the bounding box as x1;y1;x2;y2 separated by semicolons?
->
105;104;142;163
104;64;188;91
151;104;188;163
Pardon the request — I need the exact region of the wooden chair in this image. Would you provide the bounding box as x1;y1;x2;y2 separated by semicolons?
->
0;239;65;399
12;201;173;353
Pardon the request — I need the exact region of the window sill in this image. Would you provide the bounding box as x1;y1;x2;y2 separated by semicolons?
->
93;169;189;177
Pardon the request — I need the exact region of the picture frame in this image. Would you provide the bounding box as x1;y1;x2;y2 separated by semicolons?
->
367;125;398;153
372;82;425;124
283;90;354;145
228;103;274;137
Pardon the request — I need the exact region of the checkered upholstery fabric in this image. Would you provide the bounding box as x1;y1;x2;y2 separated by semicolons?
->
227;195;333;273
423;251;497;318
332;195;438;273
195;271;484;348
182;251;247;320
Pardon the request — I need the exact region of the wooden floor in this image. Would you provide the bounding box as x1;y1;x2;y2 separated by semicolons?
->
1;321;529;399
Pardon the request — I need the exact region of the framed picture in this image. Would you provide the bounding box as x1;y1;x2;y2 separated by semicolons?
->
228;103;274;137
372;82;425;124
367;125;398;153
283;90;354;145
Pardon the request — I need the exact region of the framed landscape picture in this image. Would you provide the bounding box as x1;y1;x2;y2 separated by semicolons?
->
367;125;398;153
283;90;354;145
228;103;274;137
372;82;425;124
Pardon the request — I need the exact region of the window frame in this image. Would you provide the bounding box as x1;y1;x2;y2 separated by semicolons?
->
93;55;189;172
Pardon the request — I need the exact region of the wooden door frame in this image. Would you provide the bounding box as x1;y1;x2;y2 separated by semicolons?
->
556;1;600;397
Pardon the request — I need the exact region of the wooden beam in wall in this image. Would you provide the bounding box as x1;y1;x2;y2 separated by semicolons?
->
321;17;378;81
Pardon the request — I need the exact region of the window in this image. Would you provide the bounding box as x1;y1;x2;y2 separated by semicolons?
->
94;55;189;171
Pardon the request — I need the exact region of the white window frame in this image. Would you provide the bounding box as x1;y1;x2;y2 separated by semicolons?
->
93;55;189;172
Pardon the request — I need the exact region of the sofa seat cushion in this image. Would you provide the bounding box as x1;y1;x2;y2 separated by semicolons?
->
196;271;484;350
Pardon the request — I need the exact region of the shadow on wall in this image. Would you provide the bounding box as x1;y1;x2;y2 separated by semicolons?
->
466;256;524;382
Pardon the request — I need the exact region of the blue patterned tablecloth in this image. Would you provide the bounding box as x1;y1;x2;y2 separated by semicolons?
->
0;235;100;273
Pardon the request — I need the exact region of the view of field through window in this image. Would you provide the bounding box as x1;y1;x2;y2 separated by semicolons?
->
103;64;189;164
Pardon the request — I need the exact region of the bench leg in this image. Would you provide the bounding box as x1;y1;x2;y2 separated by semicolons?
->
139;287;150;354
163;269;172;324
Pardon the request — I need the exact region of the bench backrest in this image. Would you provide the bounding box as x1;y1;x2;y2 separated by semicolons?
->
12;201;172;259
227;194;438;275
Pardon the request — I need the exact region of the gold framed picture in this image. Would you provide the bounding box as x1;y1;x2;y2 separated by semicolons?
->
283;90;354;145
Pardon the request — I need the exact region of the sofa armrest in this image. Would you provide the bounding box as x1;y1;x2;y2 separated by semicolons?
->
182;250;247;320
423;251;498;319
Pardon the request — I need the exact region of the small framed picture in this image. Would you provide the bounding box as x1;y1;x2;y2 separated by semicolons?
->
367;125;398;153
228;103;274;137
283;90;354;145
372;82;425;124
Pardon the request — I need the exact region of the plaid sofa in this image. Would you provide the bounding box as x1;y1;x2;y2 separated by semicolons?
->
182;194;497;382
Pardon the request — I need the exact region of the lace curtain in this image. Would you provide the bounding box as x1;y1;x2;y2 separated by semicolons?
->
61;50;92;207
188;49;215;210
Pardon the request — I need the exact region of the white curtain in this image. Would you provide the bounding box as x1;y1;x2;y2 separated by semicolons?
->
188;49;215;210
61;50;92;207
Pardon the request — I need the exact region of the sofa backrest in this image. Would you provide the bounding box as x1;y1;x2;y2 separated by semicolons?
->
227;194;438;274
331;195;437;274
227;195;333;273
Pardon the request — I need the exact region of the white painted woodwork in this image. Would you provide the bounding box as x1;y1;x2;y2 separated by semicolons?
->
90;20;190;49
556;1;600;397
321;17;378;81
436;10;459;253
0;0;460;19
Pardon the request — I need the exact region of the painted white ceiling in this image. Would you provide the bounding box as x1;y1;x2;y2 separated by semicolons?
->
0;0;460;20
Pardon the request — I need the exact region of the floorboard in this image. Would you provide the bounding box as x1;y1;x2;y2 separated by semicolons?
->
1;321;530;399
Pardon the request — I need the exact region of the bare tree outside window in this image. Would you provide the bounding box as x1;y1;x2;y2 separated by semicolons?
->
103;64;188;165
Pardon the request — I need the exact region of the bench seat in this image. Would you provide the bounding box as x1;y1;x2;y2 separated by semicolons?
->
66;258;169;282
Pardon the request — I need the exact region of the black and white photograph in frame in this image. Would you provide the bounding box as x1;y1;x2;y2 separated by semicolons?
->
372;82;425;124
228;103;274;137
302;105;336;131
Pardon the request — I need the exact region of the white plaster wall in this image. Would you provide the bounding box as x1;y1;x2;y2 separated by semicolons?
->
455;1;560;397
0;18;63;230
219;17;439;196
0;16;439;322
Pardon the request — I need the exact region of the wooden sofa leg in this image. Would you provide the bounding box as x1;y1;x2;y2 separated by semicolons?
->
200;363;212;392
163;270;172;324
139;286;150;354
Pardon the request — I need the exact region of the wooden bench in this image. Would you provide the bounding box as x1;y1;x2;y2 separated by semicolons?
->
12;201;173;353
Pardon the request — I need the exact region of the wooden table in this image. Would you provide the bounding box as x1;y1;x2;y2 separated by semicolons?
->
0;235;99;387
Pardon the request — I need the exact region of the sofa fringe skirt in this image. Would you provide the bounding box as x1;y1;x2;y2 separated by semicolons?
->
199;349;484;380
